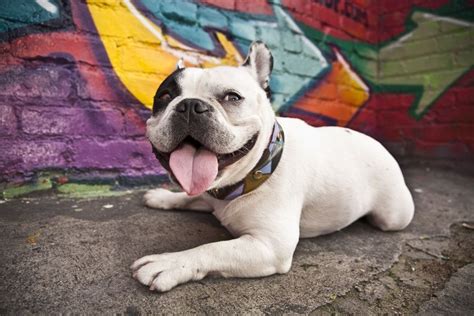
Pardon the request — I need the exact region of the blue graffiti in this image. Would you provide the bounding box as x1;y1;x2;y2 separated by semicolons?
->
136;0;330;111
0;0;61;33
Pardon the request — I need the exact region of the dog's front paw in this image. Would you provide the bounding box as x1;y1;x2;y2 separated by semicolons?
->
131;253;203;292
143;188;178;210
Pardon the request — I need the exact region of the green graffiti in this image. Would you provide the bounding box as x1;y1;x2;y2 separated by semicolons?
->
56;183;126;198
378;11;474;118
2;177;52;199
1;176;130;199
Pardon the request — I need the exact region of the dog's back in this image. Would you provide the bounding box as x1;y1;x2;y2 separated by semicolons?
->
277;117;414;237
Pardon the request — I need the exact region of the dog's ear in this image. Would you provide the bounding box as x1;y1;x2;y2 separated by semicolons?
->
242;41;273;95
176;58;185;70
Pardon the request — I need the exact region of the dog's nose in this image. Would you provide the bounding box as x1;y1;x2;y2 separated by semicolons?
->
175;99;210;114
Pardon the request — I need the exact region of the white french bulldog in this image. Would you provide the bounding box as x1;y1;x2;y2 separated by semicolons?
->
131;41;415;292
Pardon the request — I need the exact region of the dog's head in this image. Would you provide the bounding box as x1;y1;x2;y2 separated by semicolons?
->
147;41;275;196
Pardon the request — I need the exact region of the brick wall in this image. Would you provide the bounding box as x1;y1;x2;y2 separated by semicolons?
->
0;0;473;187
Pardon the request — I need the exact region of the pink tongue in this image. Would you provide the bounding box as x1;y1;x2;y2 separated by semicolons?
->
169;143;218;196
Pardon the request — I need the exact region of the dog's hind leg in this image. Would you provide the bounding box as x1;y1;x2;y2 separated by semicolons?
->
367;185;414;231
144;188;213;212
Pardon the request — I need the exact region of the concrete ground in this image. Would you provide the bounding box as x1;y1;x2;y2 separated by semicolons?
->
0;166;473;314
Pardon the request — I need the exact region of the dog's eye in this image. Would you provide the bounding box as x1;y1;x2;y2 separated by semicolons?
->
159;93;172;101
223;92;242;102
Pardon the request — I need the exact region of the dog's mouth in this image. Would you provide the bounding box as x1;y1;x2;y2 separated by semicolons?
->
153;133;258;196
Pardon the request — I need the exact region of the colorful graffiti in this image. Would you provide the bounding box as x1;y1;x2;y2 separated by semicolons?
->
0;0;473;186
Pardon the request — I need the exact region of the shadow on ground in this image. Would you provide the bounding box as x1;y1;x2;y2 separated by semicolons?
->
0;167;473;314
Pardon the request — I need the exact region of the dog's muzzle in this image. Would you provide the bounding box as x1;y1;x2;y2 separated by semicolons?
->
151;98;259;196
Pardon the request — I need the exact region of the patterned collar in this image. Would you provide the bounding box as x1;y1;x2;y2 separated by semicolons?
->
207;120;285;200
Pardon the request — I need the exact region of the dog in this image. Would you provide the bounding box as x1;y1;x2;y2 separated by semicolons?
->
131;41;415;292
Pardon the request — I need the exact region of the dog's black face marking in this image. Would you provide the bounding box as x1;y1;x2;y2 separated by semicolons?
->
152;68;184;115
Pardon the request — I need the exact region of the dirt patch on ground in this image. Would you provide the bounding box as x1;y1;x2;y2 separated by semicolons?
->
313;222;474;315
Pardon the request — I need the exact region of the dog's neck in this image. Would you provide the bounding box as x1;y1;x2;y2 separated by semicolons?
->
207;120;284;200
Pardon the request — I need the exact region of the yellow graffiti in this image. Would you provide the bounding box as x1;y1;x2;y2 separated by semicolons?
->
86;0;242;108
